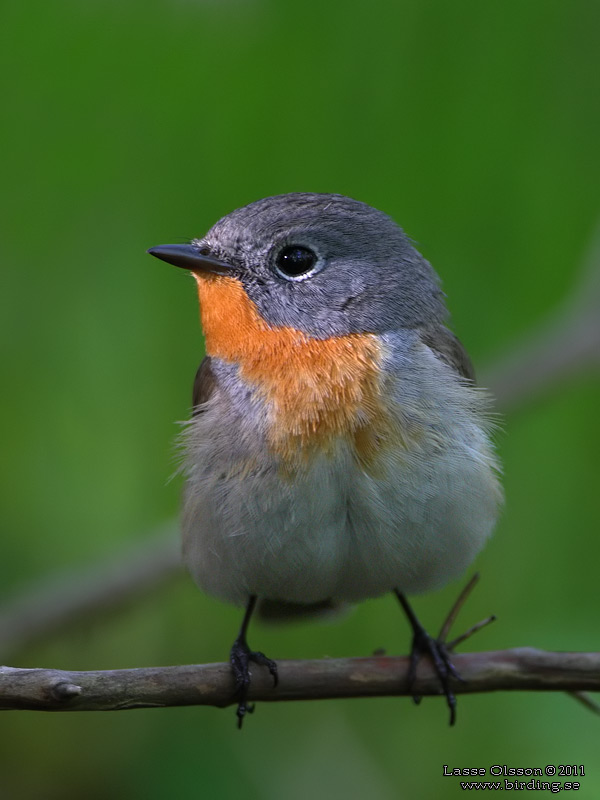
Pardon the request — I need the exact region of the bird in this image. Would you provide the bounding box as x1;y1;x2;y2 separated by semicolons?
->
148;192;503;727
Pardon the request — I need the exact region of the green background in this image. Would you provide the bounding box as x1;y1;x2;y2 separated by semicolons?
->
1;0;599;797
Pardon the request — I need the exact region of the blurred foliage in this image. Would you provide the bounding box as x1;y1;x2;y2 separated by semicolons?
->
1;0;599;798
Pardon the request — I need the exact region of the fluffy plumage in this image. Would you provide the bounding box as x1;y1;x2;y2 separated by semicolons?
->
172;193;502;612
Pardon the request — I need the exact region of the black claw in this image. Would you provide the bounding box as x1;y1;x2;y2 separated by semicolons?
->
394;577;494;725
407;644;422;704
408;625;459;725
236;701;255;730
250;650;279;688
230;596;278;728
230;637;279;728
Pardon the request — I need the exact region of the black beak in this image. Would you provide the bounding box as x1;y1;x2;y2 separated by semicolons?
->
147;244;233;276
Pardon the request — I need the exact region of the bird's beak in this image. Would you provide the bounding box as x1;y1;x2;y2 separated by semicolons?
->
147;244;233;276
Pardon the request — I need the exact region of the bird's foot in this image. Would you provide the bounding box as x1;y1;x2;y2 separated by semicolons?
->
230;636;278;729
396;573;496;726
406;622;462;725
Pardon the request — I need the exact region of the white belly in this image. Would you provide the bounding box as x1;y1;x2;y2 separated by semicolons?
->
181;422;501;606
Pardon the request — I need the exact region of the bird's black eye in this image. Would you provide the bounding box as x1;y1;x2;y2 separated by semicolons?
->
275;245;318;279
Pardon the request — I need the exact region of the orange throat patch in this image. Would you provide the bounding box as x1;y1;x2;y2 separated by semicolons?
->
195;273;393;467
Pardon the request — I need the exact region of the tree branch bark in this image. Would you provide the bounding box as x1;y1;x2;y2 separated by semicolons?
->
2;649;599;712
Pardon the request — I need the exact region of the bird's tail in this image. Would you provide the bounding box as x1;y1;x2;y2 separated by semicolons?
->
257;598;349;624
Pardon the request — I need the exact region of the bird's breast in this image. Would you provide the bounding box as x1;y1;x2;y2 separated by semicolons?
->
195;274;409;469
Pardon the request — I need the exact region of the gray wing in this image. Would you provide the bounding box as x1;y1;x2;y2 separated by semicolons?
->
419;325;476;382
192;356;216;415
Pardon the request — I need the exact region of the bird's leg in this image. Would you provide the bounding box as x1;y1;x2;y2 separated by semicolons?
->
395;589;460;725
230;595;278;729
394;574;494;726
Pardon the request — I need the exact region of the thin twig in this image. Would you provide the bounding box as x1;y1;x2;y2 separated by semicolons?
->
0;524;182;659
482;222;600;411
438;572;480;641
567;691;600;716
447;616;497;651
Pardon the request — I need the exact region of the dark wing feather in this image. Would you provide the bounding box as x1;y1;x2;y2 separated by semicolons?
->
420;325;476;382
192;356;216;415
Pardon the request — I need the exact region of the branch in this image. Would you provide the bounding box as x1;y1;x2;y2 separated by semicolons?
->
0;525;182;659
482;220;600;411
1;649;599;712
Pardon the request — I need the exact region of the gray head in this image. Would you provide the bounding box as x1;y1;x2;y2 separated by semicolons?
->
154;193;447;338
